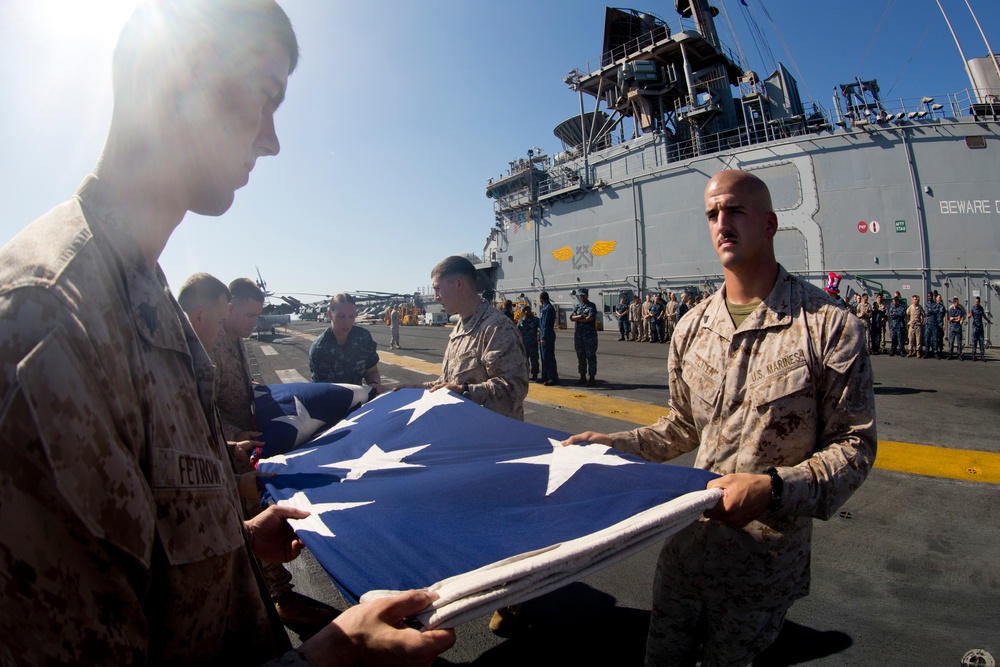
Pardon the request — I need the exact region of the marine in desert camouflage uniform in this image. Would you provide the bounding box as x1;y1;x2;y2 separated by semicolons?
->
565;170;876;665
414;256;528;421
0;1;454;663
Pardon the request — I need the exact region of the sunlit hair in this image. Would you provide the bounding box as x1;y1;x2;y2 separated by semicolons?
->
177;272;230;313
228;277;265;304
328;293;356;312
431;256;477;283
112;0;298;108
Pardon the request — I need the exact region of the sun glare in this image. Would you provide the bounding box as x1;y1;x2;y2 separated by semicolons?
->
25;0;141;44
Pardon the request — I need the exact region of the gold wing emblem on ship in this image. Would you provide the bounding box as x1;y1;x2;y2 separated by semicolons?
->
552;246;574;262
591;240;617;256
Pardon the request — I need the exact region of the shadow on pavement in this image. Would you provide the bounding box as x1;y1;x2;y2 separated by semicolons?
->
872;385;938;396
437;583;648;666
755;621;853;665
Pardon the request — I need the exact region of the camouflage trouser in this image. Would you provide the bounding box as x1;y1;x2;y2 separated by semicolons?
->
972;326;986;357
909;324;923;352
574;327;598;377
949;325;964;356
524;343;539;377
646;547;788;666
618;317;630;339
390;325;400;348
923;322;939;355
890;323;905;353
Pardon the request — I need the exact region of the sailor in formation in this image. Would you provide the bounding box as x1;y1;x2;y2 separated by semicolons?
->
947;296;967;360
571;287;599;386
969;296;991;361
887;294;908;356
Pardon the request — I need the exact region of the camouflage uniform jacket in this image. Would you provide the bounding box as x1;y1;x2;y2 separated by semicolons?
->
629;300;643;323
210;331;256;441
906;302;925;329
0;177;300;664
609;266;877;608
665;299;679;322
308;325;379;384
517;314;540;349
424;300;528;420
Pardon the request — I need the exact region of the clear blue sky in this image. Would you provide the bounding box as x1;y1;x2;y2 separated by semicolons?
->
1;0;997;301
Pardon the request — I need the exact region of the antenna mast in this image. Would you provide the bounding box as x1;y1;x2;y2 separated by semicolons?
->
936;0;983;99
964;0;1000;87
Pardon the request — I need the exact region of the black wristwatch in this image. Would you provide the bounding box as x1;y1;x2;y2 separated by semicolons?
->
461;382;471;398
764;467;783;511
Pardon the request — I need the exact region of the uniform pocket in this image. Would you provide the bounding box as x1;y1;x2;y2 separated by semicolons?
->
151;447;245;565
750;362;813;409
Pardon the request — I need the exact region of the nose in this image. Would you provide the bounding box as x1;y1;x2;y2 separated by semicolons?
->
255;110;280;157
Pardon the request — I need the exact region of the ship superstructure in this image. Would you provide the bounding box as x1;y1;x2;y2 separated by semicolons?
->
480;1;1000;337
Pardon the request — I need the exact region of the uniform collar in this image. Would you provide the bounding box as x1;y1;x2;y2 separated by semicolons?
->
453;300;491;338
76;175;190;356
702;264;794;339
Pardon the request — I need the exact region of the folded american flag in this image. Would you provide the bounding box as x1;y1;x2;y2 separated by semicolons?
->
253;382;374;457
258;388;721;628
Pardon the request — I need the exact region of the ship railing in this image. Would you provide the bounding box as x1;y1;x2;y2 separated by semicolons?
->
574;16;743;80
535;87;1000;196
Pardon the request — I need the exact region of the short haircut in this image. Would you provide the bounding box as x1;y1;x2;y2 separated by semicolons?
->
431;256;477;283
539;291;550;302
328;293;356;311
228;277;265;304
177;272;230;314
113;0;299;108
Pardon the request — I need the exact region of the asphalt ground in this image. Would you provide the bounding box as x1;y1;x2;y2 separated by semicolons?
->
249;320;1000;666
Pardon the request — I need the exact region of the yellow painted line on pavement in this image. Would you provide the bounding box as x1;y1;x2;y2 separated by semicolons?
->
524;384;668;426
875;440;1000;484
375;351;1000;485
379;352;439;376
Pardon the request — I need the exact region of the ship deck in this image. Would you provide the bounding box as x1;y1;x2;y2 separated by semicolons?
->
249;320;999;666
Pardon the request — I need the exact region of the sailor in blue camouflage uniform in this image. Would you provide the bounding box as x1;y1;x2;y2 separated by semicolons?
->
614;295;631;340
969;296;991;361
947;296;967;360
571;288;599;386
887;294;908;356
924;294;945;358
564;171;875;666
517;305;541;381
0;2;456;663
649;294;665;343
309;293;383;391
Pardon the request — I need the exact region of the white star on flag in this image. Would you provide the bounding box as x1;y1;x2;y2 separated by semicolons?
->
260;447;317;467
279;491;373;538
391;389;464;425
499;438;636;495
311;409;373;441
272;396;326;447
322;443;430;482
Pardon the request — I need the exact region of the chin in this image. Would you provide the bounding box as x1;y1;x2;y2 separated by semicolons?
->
189;188;237;217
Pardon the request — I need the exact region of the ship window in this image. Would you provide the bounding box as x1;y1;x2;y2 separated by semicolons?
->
966;136;987;149
508;255;513;263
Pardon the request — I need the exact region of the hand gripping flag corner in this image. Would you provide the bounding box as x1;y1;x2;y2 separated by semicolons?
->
259;387;721;629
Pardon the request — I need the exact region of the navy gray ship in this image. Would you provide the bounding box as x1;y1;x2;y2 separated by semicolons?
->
479;1;1000;339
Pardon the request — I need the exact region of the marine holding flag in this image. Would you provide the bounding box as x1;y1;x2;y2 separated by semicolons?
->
565;170;877;665
0;1;453;663
400;255;528;420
